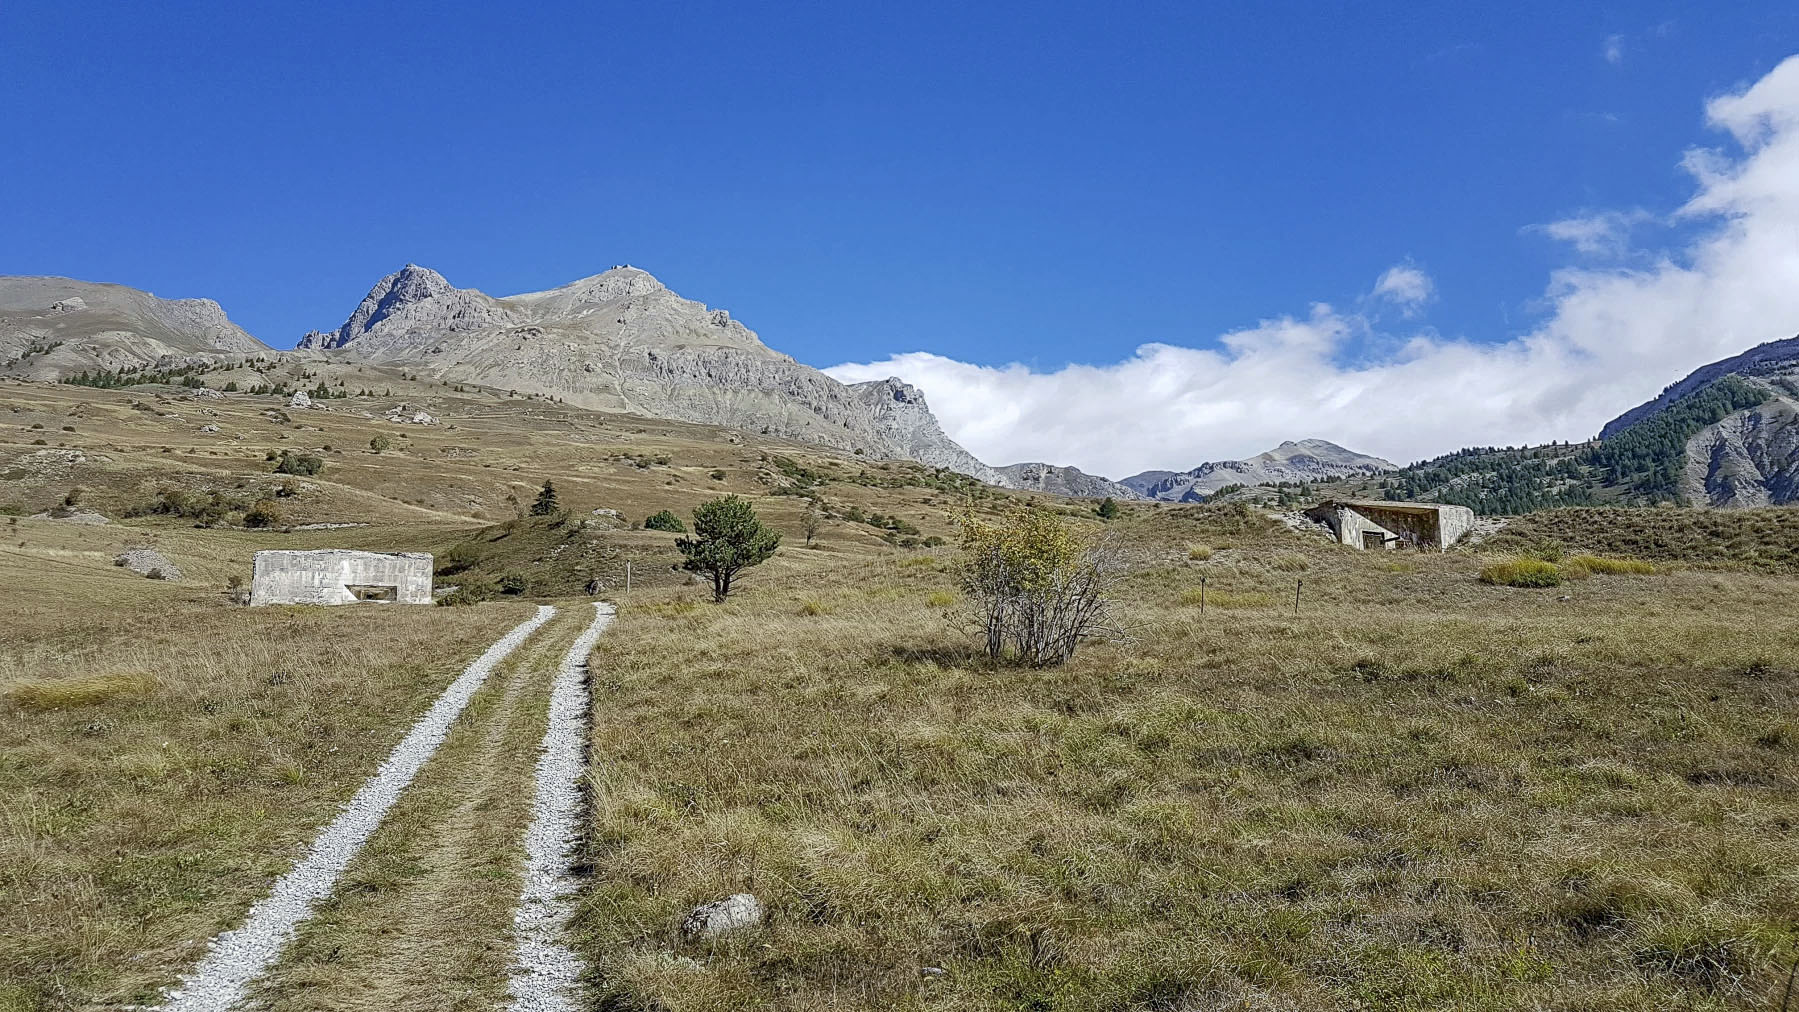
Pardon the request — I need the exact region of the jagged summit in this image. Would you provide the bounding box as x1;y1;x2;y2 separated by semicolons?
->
292;265;997;480
297;264;478;350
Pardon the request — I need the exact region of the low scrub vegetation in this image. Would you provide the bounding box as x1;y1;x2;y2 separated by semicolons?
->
956;508;1118;666
1479;557;1565;587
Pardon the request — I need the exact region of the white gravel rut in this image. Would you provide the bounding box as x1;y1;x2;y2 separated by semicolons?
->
158;604;558;1012
506;601;613;1012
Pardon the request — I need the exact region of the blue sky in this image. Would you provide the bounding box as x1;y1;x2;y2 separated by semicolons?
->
8;3;1799;471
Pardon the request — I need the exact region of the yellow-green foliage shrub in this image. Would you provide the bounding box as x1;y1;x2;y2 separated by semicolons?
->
1479;558;1564;587
926;590;958;607
1187;544;1214;561
5;673;156;710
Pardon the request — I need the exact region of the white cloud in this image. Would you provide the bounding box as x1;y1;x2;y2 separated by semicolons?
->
1535;208;1654;256
1604;34;1626;66
1370;264;1435;311
826;55;1799;478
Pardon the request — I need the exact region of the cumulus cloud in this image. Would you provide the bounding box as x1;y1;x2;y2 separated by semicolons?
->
826;55;1799;477
1370;264;1435;312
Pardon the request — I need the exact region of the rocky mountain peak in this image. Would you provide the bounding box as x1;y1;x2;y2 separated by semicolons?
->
299;265;514;351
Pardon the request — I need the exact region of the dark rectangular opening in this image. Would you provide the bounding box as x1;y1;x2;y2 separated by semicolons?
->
347;584;398;602
1361;531;1386;550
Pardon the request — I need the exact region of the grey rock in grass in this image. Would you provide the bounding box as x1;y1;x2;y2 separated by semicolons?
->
288;390;313;409
679;893;764;940
115;549;180;580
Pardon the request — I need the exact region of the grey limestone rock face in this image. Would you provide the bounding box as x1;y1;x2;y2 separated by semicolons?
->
993;461;1141;499
301;265;1002;482
0;275;268;380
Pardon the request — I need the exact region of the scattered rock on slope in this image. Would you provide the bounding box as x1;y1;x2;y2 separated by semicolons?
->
114;549;180;580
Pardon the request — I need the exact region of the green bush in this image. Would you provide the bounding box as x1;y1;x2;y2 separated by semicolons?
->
273;451;324;476
498;573;529;595
644;510;686;533
1479;558;1565;587
242;499;283;528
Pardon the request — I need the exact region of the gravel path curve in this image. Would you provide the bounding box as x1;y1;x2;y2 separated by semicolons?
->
159;605;557;1012
506;601;613;1012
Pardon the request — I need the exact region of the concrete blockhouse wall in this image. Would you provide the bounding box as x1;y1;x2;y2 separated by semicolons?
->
1306;501;1478;551
250;549;434;606
1324;506;1399;549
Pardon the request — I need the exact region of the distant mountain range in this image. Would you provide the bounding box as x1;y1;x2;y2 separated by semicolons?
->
5;267;1797;508
1116;439;1396;501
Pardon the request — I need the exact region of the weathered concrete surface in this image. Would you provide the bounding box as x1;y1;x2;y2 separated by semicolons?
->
1305;501;1475;551
250;549;432;606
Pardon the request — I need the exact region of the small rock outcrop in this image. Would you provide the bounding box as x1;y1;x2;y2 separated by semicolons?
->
994;462;1141;499
288;390;313;409
679;893;764;940
114;549;181;580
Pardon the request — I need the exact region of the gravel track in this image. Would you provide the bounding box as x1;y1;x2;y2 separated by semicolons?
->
158;605;557;1012
506;602;613;1012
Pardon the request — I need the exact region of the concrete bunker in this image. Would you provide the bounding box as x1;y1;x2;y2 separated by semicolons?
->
1304;500;1475;552
250;549;434;606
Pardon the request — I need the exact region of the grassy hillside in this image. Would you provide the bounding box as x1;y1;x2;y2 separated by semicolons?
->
1320;376;1774;514
2;380;1797;1010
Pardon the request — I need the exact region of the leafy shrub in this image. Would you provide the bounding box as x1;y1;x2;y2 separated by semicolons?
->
242;499;282;528
1479;558;1565;587
1187;544;1214;561
370;434;392;453
498;573;529;595
435;543;482;576
436;576;497;606
273;451;324;476
644;510;686;533
957;509;1118;666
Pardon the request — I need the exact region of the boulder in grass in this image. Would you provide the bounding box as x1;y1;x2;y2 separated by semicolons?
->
679;893;764;940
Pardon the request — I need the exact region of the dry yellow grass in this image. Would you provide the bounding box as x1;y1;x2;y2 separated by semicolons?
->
0;577;533;1010
6;382;1799;1010
4;672;156;709
575;535;1799;1011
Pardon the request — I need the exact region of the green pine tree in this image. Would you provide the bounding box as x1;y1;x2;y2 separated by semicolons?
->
677;496;781;602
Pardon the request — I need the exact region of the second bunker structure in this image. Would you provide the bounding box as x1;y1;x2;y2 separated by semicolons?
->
250;549;434;606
